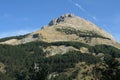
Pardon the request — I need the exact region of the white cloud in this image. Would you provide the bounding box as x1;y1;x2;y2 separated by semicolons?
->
74;3;86;12
92;16;97;21
69;0;86;12
102;24;112;32
69;0;98;21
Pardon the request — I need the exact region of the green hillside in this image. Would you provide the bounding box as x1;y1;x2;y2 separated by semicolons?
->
0;41;120;80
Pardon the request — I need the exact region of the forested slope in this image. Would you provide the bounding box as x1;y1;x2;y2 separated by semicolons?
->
0;41;120;80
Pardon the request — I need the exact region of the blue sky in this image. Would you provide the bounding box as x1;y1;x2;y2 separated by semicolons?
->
0;0;120;42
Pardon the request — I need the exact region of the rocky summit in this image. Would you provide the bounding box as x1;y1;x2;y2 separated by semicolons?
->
48;14;75;26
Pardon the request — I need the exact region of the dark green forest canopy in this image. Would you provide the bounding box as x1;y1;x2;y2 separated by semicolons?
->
0;41;120;80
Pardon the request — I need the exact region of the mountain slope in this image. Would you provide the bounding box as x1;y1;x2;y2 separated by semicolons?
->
31;14;114;41
1;14;119;49
0;14;120;80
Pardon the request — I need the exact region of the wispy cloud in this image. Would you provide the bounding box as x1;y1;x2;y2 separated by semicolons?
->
69;0;98;21
92;16;97;21
69;0;86;12
74;3;86;12
69;0;119;42
102;24;112;33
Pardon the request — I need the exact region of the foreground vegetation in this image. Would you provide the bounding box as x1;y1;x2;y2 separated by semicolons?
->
0;41;120;80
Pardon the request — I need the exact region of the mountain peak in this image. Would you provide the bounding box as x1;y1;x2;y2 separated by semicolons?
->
1;13;120;49
47;14;115;41
48;13;75;26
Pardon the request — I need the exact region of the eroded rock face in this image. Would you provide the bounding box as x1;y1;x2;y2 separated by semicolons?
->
43;45;79;57
49;14;74;26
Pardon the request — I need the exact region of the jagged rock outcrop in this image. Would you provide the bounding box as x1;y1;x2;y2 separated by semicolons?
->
49;14;74;26
43;45;79;57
